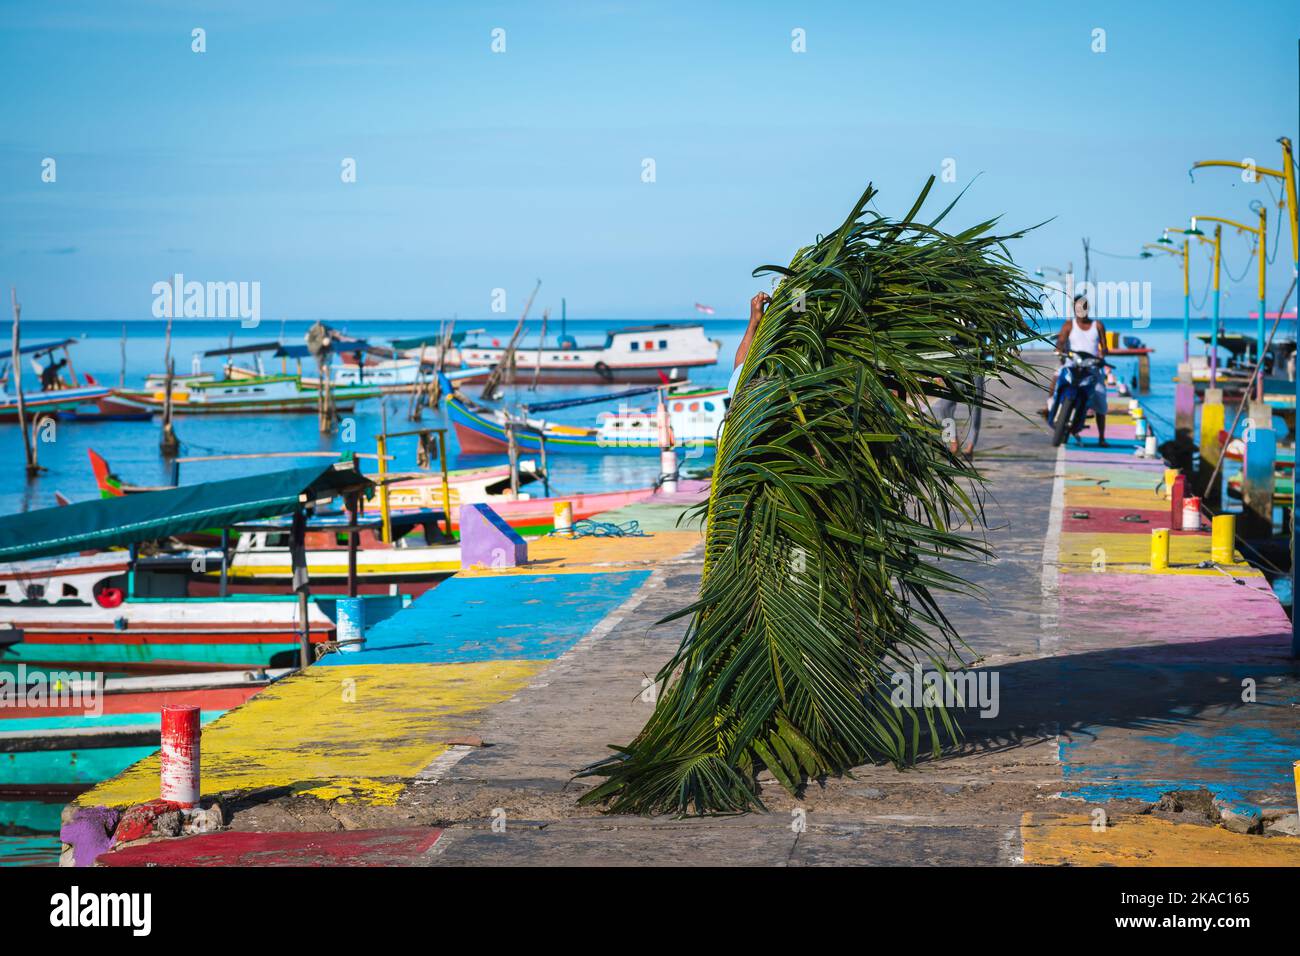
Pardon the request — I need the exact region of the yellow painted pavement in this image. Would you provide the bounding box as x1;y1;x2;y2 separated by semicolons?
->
1021;813;1300;866
1064;486;1168;510
76;660;543;809
1059;530;1258;576
460;529;701;576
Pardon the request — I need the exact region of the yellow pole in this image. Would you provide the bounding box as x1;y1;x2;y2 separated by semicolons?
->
1164;467;1179;499
1150;528;1169;571
438;430;453;538
1211;513;1235;564
1182;238;1190;300
377;435;391;544
1211;225;1221;386
1283;138;1299;271
1257;205;1269;307
1256;205;1268;401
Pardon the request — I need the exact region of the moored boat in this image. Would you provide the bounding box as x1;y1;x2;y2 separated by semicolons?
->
447;385;727;456
0;338;120;423
0;669;287;801
0;461;381;675
415;323;720;385
109;373;382;415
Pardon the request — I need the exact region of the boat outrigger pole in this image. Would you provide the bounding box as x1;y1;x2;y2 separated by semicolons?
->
374;426;453;544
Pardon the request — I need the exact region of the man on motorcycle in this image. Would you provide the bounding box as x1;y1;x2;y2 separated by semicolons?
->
1051;295;1109;446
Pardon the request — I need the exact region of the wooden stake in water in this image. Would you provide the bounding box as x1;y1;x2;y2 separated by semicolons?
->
119;322;127;387
160;356;180;456
506;419;520;498
10;288;38;477
160;284;180;456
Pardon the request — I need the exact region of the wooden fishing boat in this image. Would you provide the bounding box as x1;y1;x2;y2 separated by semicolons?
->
448;386;727;456
414;323;721;385
90;447;541;505
0;461;383;674
0;669;287;793
0;338;127;422
108;373;383;415
1221;435;1295;469
217;511;461;584
1227;471;1293;504
0;553;338;674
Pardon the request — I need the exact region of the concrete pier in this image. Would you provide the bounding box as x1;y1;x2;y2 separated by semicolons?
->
65;358;1300;866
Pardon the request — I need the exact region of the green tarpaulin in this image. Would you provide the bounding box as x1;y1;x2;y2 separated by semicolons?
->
389;332;465;351
0;462;373;563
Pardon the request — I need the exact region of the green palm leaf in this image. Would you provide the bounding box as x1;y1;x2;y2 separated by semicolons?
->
577;178;1041;815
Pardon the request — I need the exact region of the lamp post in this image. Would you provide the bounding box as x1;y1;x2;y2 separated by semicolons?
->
1191;138;1299;657
1186;210;1269;399
1183;220;1224;385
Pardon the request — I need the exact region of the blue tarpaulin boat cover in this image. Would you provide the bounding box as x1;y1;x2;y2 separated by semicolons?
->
0;462;373;562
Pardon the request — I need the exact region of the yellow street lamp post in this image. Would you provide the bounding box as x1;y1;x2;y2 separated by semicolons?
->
1187;211;1269;397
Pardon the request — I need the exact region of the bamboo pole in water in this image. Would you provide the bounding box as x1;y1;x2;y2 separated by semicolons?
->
10;288;37;476
160;283;179;455
480;280;539;400
506;419;520;498
160;356;179;456
438;429;452;538
530;308;549;391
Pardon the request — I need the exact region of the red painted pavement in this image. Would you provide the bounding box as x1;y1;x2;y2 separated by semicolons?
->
98;827;443;867
1063;506;1211;535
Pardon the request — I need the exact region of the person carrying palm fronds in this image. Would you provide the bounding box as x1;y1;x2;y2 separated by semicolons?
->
577;177;1040;816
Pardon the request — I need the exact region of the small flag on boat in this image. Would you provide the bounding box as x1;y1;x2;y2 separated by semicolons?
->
694;303;715;315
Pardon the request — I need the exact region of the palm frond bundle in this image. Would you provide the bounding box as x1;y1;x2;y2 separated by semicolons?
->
578;177;1042;815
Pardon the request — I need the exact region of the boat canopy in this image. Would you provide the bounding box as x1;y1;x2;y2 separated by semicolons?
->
202;341;285;358
275;341;395;359
0;338;78;362
232;507;443;531
0;462;374;562
390;332;466;350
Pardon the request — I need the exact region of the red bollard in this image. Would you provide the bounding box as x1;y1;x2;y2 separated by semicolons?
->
160;704;201;807
1169;473;1186;531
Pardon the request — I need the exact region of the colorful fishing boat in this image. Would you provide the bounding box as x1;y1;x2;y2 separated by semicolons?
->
447;385;727;456
0;461;382;674
214;510;461;586
107;374;383;415
1221;435;1295;469
415;323;720;385
0;669;287;796
0;338;126;422
88;448;539;501
1228;471;1293;504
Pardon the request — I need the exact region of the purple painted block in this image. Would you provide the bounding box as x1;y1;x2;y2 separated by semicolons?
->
458;503;527;570
59;805;120;868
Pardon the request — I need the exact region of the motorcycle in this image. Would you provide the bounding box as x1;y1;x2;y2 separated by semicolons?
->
1048;350;1110;447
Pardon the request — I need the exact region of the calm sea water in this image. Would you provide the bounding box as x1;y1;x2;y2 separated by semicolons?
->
0;319;750;514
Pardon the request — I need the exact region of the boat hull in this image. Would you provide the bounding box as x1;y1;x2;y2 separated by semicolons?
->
0;386;113;423
448;397;719;457
0;598;336;675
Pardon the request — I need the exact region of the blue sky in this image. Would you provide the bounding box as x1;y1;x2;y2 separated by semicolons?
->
1;0;1296;322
